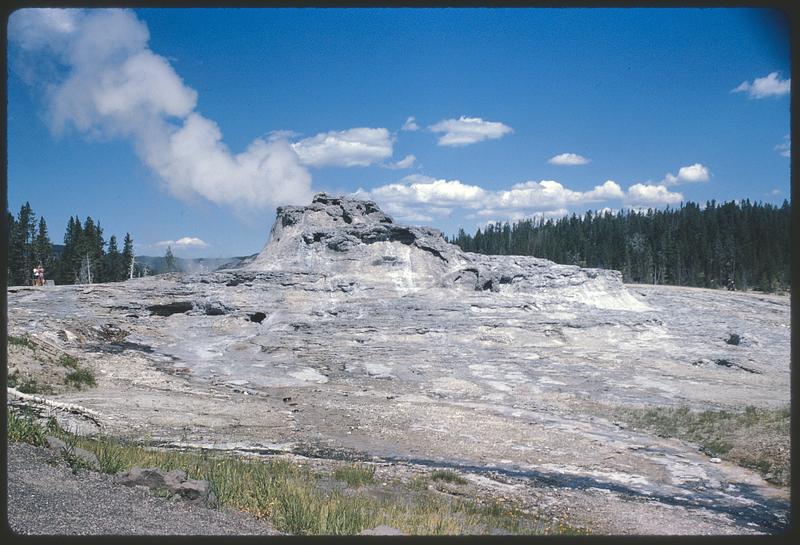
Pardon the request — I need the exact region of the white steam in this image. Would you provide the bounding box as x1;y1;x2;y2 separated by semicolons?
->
9;8;313;209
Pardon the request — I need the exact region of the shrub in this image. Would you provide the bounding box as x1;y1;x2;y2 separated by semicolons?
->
332;464;376;487
430;470;468;485
8;335;35;349
58;354;80;369
65;367;96;389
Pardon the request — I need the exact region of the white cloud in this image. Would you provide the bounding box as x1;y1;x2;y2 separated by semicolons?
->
155;237;208;248
475;208;569;220
291;127;394;167
732;72;790;99
384;154;417;170
401;116;419;131
429;116;513;147
548;153;590;166
767;189;782;196
662;163;710;185
8;8;313;210
357;176;626;224
775;134;790;157
625;183;683;206
369;176;487;206
493;179;624;210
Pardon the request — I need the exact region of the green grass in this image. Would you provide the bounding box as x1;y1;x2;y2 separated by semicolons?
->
58;354;80;369
65;367;96;389
332;464;375;487
611;404;790;486
8;335;36;349
6;407;584;535
8;370;51;395
430;470;468;485
7;409;48;446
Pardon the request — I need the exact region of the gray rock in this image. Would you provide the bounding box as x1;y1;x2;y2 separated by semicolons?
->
359;525;405;535
45;435;99;469
238;193;645;310
71;446;100;469
116;467;216;508
45;435;67;452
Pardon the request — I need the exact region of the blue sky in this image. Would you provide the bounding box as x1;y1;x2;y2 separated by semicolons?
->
7;8;791;258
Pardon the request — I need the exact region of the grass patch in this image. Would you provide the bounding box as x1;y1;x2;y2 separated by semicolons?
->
612;404;790;486
430;470;468;485
8;335;36;349
7;409;48;447
8;370;51;395
58;354;80;369
65;367;96;389
332;464;375;487
6;407;583;535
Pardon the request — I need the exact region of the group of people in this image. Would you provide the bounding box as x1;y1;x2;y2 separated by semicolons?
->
32;264;45;286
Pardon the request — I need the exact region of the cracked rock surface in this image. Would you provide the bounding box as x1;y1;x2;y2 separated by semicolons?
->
6;193;790;534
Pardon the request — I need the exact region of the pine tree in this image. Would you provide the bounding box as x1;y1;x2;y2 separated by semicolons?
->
7;212;16;284
10;203;36;285
164;245;177;273
32;216;54;282
122;233;135;280
58;215;84;284
105;234;124;282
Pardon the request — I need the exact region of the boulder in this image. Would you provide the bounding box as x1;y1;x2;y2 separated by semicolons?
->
45;435;100;469
116;466;217;508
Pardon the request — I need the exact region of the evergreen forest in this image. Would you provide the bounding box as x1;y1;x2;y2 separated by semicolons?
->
6;202;143;286
448;200;790;292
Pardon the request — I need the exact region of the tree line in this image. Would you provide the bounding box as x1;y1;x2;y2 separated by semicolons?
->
6;202;148;286
447;199;790;292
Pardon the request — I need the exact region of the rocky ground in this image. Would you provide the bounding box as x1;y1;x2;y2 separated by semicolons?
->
5;194;791;535
6;442;282;535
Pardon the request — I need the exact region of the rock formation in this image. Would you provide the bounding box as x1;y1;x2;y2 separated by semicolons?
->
239;193;648;310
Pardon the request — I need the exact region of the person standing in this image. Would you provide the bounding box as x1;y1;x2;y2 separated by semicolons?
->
37;264;45;286
32;266;38;286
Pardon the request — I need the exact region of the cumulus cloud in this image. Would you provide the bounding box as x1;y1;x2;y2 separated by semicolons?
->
401;116;419;131
368;176;487;206
429;116;513;147
155;236;209;248
732;72;790;99
662;163;711;185
8;8;313;210
356;176;626;223
384;154;417;170
291;127;394;167
625;183;683;206
548;153;590;166
775;134;790;157
493;180;624;210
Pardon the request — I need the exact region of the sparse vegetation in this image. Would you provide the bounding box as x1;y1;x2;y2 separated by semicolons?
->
332;463;375;487
8;335;36;349
65;367;96;389
612;405;790;486
430;470;468;485
58;354;80;369
8;370;51;394
6;407;583;535
7;409;48;446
